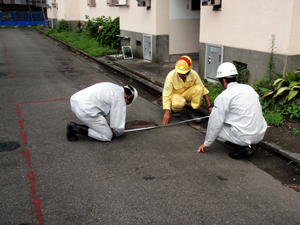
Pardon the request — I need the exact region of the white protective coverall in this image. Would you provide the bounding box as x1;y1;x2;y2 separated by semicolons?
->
70;82;126;141
204;82;267;147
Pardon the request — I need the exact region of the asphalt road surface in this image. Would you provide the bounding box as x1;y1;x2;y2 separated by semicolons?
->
0;28;300;225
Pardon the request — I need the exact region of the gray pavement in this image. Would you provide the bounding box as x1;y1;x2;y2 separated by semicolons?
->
1;28;300;224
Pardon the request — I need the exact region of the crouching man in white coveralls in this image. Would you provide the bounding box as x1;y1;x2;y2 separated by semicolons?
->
66;82;138;142
197;62;267;160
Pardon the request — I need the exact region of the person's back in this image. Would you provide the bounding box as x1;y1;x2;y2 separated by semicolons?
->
217;82;267;139
71;82;125;117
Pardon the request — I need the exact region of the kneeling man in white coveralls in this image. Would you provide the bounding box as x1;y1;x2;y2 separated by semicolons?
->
197;62;267;159
67;82;138;142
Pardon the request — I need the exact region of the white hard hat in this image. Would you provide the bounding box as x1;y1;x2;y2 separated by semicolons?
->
216;62;238;78
124;85;138;105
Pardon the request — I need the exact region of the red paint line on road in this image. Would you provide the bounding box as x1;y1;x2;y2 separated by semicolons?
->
34;198;44;225
0;34;13;76
24;150;32;169
15;104;21;117
21;131;27;145
19;98;70;105
19;119;24;130
16;108;21;117
28;171;45;225
28;171;36;197
15;93;44;225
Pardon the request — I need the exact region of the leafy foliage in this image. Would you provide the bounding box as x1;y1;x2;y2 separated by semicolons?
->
85;15;120;49
253;34;277;96
264;69;300;102
76;21;84;33
201;79;224;107
293;128;300;136
263;110;284;126
56;19;71;33
251;34;300;125
234;62;249;84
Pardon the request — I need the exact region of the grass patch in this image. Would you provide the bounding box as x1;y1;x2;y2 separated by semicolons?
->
263;110;284;126
46;29;117;57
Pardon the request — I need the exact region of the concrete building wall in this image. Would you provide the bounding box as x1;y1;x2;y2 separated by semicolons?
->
118;0;170;62
169;0;200;56
199;0;300;85
288;0;300;55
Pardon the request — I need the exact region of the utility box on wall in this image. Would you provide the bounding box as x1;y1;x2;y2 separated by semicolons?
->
206;44;222;80
143;35;152;61
137;0;151;9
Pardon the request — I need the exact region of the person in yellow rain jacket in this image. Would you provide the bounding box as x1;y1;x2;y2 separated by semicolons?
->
162;56;212;124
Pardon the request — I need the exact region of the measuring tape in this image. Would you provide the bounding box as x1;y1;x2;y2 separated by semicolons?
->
124;115;210;133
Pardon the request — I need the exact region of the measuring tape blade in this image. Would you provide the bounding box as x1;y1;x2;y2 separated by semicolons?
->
124;115;210;133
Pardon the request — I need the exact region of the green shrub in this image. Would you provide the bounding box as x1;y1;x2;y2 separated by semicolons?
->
56;19;71;33
202;79;224;107
263;110;284;126
85;15;120;49
77;21;84;33
253;34;277;97
234;62;249;84
264;69;300;102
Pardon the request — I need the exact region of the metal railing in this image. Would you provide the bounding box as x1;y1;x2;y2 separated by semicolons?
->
0;11;48;25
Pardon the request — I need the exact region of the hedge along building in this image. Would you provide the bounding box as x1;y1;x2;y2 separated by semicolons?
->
46;0;300;85
200;0;300;84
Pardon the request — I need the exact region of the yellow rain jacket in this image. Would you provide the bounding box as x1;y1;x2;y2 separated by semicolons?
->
163;69;209;111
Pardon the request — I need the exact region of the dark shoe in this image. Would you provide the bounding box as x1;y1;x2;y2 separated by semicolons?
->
75;124;89;136
66;122;78;141
66;122;89;141
228;145;253;160
170;109;181;117
189;109;202;122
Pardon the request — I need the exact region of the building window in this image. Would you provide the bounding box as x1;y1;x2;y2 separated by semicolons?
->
87;0;96;7
107;0;119;6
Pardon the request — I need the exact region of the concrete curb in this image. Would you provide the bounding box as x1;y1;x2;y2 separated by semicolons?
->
37;29;300;165
258;141;300;164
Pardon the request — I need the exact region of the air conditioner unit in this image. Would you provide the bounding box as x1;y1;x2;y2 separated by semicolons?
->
137;0;150;9
202;0;221;6
115;0;128;6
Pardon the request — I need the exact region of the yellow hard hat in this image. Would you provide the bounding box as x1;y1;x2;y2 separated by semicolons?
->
175;56;193;74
